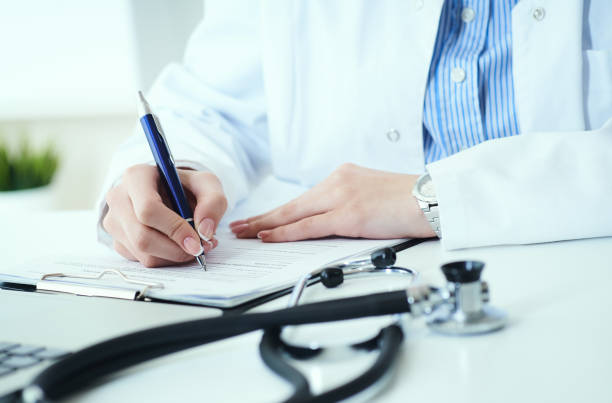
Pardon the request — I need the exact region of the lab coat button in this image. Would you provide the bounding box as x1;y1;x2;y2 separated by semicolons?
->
386;129;400;142
461;8;475;23
451;67;466;83
415;0;424;10
532;7;545;21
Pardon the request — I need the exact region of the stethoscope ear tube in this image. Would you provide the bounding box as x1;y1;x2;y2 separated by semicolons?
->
27;290;411;402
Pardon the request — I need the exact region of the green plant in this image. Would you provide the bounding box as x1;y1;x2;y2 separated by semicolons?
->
0;139;59;191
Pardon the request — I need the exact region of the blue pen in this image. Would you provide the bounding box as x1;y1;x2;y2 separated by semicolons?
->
137;91;207;270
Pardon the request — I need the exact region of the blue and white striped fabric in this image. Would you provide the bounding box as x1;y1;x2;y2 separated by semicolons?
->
423;0;521;163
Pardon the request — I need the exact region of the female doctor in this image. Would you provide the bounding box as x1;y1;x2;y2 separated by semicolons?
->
100;0;612;267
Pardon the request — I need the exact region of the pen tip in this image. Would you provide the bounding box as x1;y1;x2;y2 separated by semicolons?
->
196;255;207;271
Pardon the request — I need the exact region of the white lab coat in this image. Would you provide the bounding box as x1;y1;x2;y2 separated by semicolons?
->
102;0;612;249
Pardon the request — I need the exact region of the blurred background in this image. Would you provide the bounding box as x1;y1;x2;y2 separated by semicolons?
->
0;0;203;210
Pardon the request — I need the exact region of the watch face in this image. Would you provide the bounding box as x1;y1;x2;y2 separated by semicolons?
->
421;179;435;198
415;173;437;202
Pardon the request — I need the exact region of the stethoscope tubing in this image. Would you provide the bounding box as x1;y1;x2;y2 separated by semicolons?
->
259;324;404;403
30;290;411;401
30;238;431;401
259;265;417;403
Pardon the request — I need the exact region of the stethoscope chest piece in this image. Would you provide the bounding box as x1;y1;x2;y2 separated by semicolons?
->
427;261;507;335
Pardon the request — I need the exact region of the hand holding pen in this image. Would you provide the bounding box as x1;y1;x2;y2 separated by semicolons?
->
101;94;227;268
137;92;210;269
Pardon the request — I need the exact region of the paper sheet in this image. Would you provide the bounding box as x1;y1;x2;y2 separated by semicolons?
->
2;230;401;306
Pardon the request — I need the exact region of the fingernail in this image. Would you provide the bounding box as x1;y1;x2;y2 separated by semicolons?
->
203;237;218;252
231;223;249;233
230;219;247;228
201;237;214;251
257;231;269;240
197;218;215;240
184;236;204;256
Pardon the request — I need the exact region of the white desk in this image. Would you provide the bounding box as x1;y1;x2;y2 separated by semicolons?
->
2;211;611;403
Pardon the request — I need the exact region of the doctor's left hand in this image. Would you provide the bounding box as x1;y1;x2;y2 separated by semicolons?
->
230;163;436;242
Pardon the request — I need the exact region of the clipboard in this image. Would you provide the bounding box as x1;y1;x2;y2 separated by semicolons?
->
36;269;164;301
1;237;427;309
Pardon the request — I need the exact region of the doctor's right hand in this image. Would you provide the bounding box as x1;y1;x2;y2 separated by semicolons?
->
102;164;227;267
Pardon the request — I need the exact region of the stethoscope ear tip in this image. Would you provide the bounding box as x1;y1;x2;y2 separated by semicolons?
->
320;268;344;288
371;247;397;268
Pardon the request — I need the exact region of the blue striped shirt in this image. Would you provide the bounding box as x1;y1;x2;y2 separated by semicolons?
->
423;0;521;163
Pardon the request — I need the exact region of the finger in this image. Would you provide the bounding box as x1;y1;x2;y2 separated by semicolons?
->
117;198;197;263
229;219;247;229
102;207;126;243
132;253;185;268
230;220;249;236
199;235;218;251
113;241;137;261
109;184;196;264
123;222;196;264
179;171;228;240
235;191;330;239
105;215;133;257
257;212;337;242
103;191;134;250
123;166;203;257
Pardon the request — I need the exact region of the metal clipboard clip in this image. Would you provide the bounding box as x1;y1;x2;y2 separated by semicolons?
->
36;269;164;301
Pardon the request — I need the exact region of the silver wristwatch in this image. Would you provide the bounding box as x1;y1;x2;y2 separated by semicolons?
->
412;172;441;238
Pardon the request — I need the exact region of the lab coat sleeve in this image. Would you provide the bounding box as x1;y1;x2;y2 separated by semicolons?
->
427;118;612;249
98;0;268;216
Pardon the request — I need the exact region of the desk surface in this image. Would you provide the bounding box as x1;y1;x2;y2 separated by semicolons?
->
2;210;611;403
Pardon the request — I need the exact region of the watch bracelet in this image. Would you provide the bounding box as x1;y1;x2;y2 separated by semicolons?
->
417;200;441;238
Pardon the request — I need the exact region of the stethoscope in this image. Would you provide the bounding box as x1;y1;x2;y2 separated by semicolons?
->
258;254;418;402
21;239;507;403
258;242;506;402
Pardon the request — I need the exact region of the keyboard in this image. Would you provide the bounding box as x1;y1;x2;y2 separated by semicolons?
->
0;342;70;400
